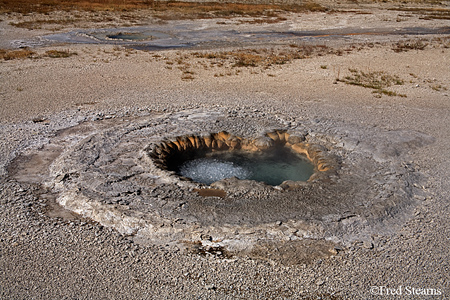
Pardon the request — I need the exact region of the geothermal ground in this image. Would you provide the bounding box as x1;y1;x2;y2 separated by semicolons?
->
1;1;450;299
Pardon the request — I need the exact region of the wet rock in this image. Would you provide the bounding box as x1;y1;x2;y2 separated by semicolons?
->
253;137;274;149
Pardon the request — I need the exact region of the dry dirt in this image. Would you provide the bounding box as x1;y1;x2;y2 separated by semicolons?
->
1;1;450;299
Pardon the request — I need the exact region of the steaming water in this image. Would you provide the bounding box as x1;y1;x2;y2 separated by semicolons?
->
179;159;251;185
178;147;314;186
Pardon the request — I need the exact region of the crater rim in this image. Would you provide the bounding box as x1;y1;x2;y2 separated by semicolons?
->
148;130;340;189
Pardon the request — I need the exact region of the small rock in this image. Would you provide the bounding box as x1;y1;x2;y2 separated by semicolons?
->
315;279;325;286
201;234;212;241
330;246;343;255
363;241;374;249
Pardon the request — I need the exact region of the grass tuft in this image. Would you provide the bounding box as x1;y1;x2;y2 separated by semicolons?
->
0;48;78;60
392;39;428;52
338;69;406;97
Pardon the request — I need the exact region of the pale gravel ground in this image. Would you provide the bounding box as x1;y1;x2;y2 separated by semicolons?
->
1;8;450;299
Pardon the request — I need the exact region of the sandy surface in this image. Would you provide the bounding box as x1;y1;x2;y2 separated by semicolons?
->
1;3;450;299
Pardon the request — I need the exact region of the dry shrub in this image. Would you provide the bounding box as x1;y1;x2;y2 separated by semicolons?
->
392;39;428;52
232;52;264;67
0;48;35;60
44;49;78;58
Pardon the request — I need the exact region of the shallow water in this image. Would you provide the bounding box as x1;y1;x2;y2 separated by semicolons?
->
178;146;314;186
40;23;450;51
106;32;152;41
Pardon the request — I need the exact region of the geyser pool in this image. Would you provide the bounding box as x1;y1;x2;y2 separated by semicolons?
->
177;146;314;186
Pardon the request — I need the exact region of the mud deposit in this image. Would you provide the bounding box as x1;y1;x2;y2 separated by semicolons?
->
8;108;433;260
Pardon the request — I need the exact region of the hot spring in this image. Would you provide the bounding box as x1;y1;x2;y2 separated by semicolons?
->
150;131;336;187
177;146;314;186
8;108;428;260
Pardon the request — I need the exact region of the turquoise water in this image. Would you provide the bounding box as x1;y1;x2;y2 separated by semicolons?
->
178;146;314;186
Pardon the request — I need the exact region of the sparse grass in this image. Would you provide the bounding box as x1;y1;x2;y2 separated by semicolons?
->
0;0;153;14
392;39;428;52
181;74;195;80
0;48;35;60
430;84;447;91
238;16;288;24
338;68;406;97
2;1;329;29
203;49;293;68
44;49;78;58
153;43;367;80
151;2;327;20
0;48;78;60
389;7;450;20
156;45;349;80
232;52;265;67
0;0;327;20
193;46;336;70
433;36;450;48
151;36;449;81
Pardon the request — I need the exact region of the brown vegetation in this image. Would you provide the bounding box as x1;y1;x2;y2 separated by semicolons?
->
155;43;368;80
0;0;153;14
337;68;407;97
390;7;450;20
44;49;78;58
0;48;35;60
392;39;428;52
2;0;329;29
0;0;326;16
0;48;77;60
193;45;337;69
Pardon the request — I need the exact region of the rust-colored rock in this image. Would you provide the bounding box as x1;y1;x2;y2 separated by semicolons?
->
265;131;279;141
